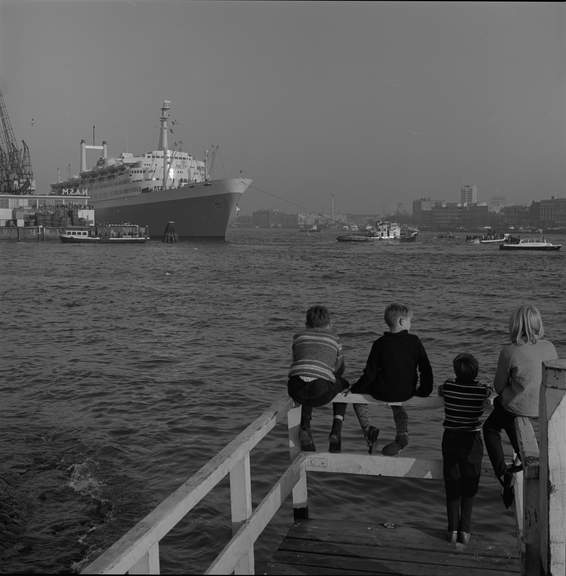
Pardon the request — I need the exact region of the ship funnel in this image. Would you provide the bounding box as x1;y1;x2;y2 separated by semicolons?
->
159;99;171;151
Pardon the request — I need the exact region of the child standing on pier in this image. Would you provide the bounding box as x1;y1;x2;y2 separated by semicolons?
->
288;305;351;451
335;303;433;456
439;353;492;545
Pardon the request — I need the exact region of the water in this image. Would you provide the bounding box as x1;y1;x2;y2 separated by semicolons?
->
1;228;564;573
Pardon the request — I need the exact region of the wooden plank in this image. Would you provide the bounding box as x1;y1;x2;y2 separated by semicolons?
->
280;537;518;570
229;454;253;574
128;543;159;574
515;417;540;575
539;360;566;575
205;454;305;575
285;519;519;559
288;404;308;517
268;519;520;576
305;452;494;479
329;393;443;409
83;396;294;574
270;549;518;576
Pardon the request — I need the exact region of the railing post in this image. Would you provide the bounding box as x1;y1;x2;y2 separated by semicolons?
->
287;402;308;520
229;454;253;574
539;360;566;576
515;417;541;575
128;542;160;574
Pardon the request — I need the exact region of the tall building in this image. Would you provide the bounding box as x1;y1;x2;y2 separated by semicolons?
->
460;185;478;206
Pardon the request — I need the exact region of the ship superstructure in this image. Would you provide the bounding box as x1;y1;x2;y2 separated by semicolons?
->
51;100;251;239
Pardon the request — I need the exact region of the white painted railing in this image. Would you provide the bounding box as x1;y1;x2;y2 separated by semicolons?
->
83;363;566;575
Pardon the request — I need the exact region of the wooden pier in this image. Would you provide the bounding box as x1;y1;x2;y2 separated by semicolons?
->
81;360;566;575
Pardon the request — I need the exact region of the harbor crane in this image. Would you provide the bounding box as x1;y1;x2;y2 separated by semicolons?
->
0;89;35;194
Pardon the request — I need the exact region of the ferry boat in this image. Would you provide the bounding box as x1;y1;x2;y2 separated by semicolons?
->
60;223;150;244
50;100;251;240
499;238;561;251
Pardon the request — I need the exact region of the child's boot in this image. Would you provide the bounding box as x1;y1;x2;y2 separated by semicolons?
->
381;433;409;456
328;418;343;453
299;426;316;451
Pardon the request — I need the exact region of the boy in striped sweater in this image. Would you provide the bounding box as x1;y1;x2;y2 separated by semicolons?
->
439;353;492;546
288;305;351;451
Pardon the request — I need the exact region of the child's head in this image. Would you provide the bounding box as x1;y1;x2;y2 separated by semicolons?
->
384;303;412;332
453;353;479;383
509;305;544;344
306;305;331;328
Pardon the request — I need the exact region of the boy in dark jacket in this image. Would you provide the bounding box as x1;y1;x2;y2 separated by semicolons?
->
341;303;433;456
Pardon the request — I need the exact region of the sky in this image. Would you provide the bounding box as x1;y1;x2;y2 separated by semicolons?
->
0;0;565;216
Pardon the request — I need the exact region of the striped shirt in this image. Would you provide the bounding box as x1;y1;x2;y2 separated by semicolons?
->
288;327;344;383
440;379;491;432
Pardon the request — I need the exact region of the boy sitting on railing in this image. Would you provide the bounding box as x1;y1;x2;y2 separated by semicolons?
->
335;303;433;456
288;305;351;451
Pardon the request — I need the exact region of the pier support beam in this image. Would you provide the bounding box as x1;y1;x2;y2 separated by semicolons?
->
287;403;308;520
539;360;566;575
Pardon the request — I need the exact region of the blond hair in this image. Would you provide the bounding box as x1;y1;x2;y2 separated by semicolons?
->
509;305;544;344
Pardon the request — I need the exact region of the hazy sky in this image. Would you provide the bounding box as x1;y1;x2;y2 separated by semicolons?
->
1;1;565;215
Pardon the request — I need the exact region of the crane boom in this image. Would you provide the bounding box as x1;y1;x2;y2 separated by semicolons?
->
0;89;35;194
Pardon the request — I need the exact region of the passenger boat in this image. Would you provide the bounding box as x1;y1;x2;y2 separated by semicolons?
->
499;238;561;251
59;223;150;244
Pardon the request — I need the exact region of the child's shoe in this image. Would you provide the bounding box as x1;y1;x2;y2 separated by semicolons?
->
365;426;380;454
299;427;316;452
458;531;471;545
328;419;342;453
447;531;458;544
381;433;409;456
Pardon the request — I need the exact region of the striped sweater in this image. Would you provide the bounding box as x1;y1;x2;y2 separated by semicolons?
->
288;327;344;383
439;379;492;432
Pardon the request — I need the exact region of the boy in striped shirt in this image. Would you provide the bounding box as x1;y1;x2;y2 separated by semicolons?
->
288;305;350;451
439;353;492;546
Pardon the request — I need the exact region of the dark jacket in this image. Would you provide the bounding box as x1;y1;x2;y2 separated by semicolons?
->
351;330;433;402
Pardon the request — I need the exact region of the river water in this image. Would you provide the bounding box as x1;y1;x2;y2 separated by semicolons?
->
1;228;564;573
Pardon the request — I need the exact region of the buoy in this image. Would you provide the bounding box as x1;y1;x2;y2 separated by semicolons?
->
163;221;177;243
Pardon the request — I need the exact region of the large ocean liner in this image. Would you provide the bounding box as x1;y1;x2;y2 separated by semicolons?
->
50;100;251;239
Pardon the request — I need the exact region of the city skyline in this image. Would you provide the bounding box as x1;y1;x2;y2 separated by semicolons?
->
1;1;565;215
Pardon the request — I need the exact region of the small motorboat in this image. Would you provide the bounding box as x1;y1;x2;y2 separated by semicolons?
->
499;238;561;251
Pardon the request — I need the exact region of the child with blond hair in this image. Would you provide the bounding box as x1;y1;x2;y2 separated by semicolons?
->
483;304;557;507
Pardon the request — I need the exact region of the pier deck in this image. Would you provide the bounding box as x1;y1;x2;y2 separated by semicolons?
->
268;516;520;575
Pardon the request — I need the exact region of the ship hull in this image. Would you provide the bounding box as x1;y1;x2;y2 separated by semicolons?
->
92;178;251;239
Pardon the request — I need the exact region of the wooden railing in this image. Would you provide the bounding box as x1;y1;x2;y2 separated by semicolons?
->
514;359;566;576
82;360;566;575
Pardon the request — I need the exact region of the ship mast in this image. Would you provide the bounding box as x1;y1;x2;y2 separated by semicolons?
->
159;100;171;191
